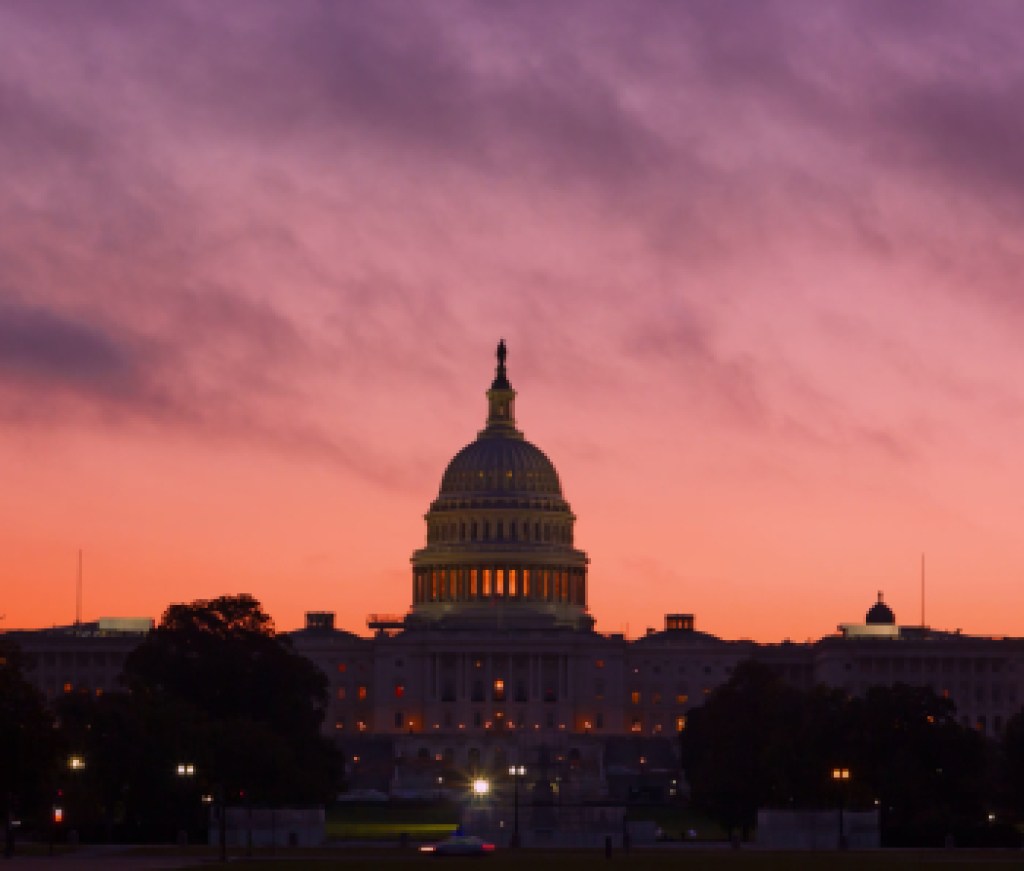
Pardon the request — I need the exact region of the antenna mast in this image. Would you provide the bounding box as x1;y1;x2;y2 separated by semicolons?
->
920;552;925;628
76;548;83;626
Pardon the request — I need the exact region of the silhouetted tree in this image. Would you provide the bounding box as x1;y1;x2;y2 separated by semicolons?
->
122;594;339;805
56;690;209;841
124;594;327;739
847;683;988;845
0;640;57;852
1002;707;1024;830
681;661;812;836
683;664;997;846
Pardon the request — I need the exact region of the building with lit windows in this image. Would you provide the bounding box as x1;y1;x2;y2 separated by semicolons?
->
7;343;1024;797
287;344;1024;795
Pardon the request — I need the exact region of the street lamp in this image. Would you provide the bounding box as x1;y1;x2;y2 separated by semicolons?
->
831;767;851;850
68;755;86;772
508;765;526;848
472;777;490;797
175;763;196;845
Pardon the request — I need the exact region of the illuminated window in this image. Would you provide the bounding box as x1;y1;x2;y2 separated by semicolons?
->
676;715;687;732
95;688;103;697
595;659;605;669
337;687;346;700
335;720;344;730
630;718;642;733
358;685;368;701
394;684;405;699
676;693;688;704
357;721;367;732
493;679;505;701
630;691;641;705
63;682;72;693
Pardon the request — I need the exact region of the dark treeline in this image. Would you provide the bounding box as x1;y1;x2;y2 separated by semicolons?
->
1;595;341;847
681;660;1023;846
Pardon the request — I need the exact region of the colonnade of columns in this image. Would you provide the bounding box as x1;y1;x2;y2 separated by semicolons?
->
412;565;586;607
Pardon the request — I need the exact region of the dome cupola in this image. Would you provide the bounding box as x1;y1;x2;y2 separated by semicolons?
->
866;591;895;625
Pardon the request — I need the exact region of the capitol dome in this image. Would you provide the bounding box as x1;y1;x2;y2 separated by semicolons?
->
408;341;590;630
439;438;563;499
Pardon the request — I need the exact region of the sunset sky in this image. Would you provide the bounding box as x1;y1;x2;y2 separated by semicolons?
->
2;1;1024;642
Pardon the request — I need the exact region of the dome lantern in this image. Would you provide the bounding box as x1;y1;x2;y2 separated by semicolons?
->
481;338;521;439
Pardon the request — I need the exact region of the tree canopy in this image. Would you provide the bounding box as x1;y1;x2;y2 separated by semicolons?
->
50;594;340;841
124;593;328;738
1;640;57;843
681;659;996;845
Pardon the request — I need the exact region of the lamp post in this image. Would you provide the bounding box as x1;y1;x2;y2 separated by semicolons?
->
508;765;525;848
831;767;850;850
175;763;195;846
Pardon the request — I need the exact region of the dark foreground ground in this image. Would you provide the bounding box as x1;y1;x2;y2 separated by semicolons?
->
4;844;1024;871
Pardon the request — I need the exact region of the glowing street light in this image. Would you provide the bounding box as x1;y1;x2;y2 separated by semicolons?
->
831;767;851;849
68;755;86;771
472;778;490;797
508;765;526;847
175;763;197;846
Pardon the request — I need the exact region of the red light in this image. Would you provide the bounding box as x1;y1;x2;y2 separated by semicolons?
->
482;843;495;852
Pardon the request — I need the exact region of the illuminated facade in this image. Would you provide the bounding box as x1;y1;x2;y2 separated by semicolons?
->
7;344;1024;796
289;344;1024;794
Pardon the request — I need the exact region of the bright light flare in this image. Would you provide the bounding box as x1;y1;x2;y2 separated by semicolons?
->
472;777;490;796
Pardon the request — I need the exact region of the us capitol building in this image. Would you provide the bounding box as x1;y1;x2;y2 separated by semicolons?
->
9;342;1024;797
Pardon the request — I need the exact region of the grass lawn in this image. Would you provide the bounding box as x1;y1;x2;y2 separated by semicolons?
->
327;802;460;840
626;803;729;841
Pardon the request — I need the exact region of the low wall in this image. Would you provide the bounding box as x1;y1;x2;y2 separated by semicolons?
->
208;807;325;848
756;808;880;850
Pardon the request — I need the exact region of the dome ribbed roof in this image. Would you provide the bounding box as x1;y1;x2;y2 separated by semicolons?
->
439;437;562;497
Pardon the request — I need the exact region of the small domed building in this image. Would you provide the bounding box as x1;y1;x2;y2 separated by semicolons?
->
866;592;895;626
